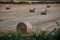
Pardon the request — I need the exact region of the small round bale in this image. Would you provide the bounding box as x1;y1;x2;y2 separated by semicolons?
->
16;22;33;33
47;4;50;8
41;8;47;15
6;5;10;10
29;8;35;12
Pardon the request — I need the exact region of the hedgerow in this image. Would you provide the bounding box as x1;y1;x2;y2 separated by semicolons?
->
0;28;60;40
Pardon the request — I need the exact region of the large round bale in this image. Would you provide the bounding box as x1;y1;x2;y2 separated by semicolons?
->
41;8;47;15
29;8;35;12
16;22;33;33
6;5;10;10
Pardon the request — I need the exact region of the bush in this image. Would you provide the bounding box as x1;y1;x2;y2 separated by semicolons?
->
53;28;60;40
0;28;60;40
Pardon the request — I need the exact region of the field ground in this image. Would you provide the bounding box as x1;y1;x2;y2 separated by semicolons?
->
0;4;60;33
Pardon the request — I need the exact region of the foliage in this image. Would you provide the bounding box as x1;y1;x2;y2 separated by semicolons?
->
0;28;60;40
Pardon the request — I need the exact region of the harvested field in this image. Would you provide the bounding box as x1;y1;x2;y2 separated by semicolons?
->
0;4;60;33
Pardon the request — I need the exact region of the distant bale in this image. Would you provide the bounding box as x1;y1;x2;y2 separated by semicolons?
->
0;20;3;22
6;5;10;10
29;8;35;12
41;8;47;15
47;4;50;8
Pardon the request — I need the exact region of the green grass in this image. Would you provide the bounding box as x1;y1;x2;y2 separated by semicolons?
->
0;28;60;40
